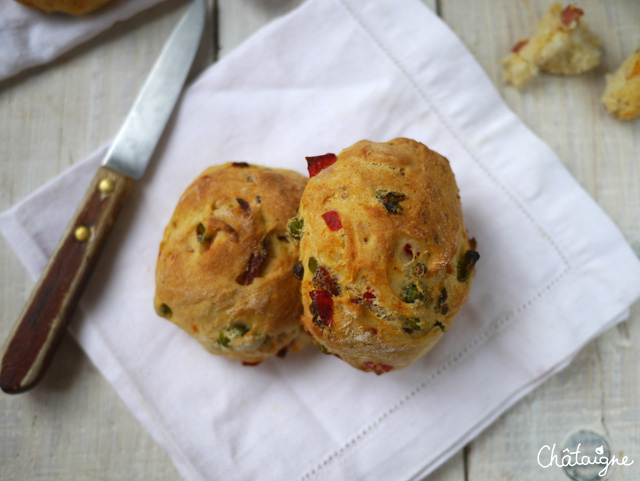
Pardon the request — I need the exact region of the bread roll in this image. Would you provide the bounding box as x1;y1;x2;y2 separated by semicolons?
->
14;0;115;15
291;139;478;374
155;163;308;363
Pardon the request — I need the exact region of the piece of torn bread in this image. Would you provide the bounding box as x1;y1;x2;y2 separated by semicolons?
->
602;49;640;120
502;3;601;88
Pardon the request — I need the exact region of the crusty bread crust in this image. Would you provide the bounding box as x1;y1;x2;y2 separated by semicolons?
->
295;139;477;374
155;163;308;363
14;0;114;15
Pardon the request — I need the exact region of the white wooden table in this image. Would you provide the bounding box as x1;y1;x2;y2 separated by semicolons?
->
1;1;638;479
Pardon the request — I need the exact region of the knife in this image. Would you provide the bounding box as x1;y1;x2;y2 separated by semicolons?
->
0;0;207;394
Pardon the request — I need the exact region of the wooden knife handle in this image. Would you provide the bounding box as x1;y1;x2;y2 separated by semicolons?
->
0;166;134;394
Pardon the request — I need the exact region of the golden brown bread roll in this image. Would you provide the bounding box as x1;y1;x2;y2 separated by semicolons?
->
290;139;478;374
155;163;308;363
14;0;114;15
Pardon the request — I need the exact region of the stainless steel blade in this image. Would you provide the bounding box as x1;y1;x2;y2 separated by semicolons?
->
103;0;206;179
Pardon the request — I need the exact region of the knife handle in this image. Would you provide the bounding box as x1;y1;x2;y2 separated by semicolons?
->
0;166;134;394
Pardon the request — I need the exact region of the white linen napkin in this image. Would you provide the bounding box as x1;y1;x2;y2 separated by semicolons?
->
2;0;640;480
0;0;169;82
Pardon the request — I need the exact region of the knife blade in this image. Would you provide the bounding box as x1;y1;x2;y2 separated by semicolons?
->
0;0;207;394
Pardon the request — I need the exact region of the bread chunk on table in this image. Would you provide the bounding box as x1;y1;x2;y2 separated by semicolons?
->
502;3;600;88
602;49;640;120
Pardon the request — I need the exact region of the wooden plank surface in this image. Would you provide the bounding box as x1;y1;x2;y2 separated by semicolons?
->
0;2;210;480
441;1;640;480
0;0;638;480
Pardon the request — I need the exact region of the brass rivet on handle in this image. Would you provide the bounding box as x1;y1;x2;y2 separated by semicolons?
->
98;178;115;194
74;226;91;243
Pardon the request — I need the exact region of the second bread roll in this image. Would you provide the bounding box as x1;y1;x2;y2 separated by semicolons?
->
290;139;478;374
